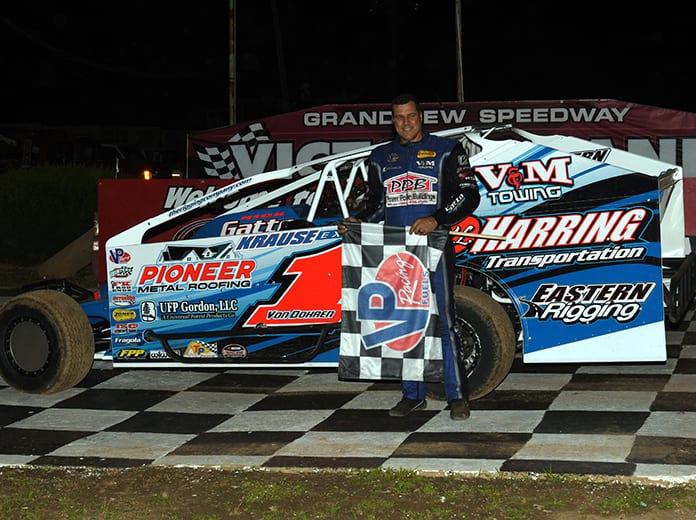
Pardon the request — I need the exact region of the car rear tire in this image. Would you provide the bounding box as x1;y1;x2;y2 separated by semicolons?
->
0;290;94;394
454;285;516;400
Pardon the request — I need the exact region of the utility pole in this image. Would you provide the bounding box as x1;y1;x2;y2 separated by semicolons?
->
455;0;464;102
229;0;236;124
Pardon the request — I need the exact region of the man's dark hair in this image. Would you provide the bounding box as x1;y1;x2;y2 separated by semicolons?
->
391;93;421;112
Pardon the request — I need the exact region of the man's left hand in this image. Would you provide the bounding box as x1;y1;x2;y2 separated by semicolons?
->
409;216;438;235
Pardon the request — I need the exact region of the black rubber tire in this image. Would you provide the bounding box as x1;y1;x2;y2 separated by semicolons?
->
0;289;94;394
454;285;516;400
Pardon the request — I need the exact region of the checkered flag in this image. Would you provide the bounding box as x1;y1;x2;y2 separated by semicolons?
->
194;121;271;179
339;222;448;382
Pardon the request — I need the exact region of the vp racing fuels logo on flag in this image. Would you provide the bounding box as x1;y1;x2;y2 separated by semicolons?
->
357;251;432;352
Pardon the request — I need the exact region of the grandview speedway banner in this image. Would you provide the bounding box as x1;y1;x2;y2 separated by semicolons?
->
188;98;696;179
97;99;696;283
186;98;696;230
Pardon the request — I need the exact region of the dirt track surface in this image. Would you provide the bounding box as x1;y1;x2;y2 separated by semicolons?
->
1;465;695;519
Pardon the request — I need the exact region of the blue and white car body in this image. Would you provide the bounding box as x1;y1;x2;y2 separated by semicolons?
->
2;126;692;397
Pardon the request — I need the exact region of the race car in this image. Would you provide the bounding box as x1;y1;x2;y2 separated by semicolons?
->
1;125;692;399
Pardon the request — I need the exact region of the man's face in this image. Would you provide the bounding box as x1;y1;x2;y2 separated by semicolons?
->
392;101;424;143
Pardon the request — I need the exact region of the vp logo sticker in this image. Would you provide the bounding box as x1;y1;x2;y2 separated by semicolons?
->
357;251;431;352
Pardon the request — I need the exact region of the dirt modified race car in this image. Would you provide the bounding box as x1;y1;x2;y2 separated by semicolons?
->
1;126;694;399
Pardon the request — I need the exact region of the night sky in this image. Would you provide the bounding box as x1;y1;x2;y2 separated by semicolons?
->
1;1;693;131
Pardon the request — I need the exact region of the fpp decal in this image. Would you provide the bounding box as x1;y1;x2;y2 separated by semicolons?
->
117;348;146;358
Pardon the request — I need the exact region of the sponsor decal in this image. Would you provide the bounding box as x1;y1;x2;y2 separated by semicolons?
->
386;172;436;193
110;266;134;278
184;340;218;358
112;309;137;322
163;185;218;210
112;294;136;307
221;344;248;358
220;213;287;236
266;309;335;320
117;348;147;358
416;149;436;159
385;172;438;208
466;208;649;254
574;148;611;162
475;156;572;206
167;178;255;218
522;282;656;324
136;260;255;293
444;193;465;213
483;245;646;270
113;323;139;334
108;248;131;264
110;280;132;292
140;301;157;321
113;336;144;345
149;350;171;360
358;251;431;352
158;299;238;320
235;229;333;250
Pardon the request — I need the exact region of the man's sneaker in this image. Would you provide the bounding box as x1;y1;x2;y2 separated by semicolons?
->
389;398;427;417
449;399;470;421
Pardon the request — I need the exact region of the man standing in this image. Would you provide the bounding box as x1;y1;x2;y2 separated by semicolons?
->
339;93;480;420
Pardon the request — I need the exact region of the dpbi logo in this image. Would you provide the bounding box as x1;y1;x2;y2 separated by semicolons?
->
357;251;431;352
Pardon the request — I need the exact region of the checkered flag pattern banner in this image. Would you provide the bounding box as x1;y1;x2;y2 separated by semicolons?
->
194;121;271;179
339;222;448;382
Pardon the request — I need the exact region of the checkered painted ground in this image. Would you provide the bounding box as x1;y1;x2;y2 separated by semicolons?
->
1;306;695;481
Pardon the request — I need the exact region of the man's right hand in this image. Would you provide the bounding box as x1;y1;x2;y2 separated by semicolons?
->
337;216;361;235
